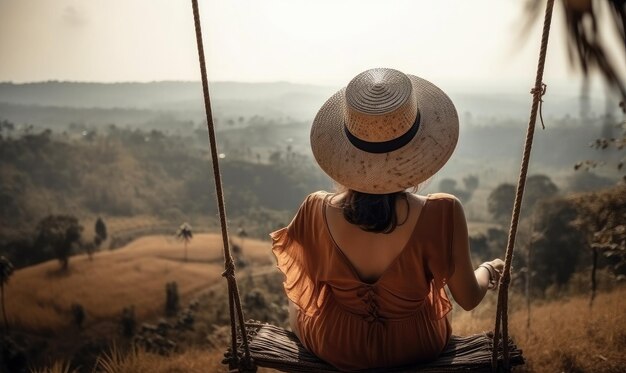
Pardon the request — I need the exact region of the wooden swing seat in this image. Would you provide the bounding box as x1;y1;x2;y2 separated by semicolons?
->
244;322;524;372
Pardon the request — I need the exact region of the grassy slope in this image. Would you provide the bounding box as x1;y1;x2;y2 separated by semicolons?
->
6;233;273;332
11;231;626;372
451;287;626;373
74;288;624;373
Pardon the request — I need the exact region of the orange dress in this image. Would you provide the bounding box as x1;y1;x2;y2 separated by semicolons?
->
271;191;455;371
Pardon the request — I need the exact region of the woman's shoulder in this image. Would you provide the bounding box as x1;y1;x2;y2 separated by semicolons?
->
303;190;333;205
426;192;460;203
291;191;331;219
422;193;462;216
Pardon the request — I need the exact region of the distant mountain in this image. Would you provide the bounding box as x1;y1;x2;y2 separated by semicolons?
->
0;81;610;129
0;81;336;109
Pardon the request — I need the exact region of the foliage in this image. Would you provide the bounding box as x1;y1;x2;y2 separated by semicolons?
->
0;124;327;246
95;217;108;246
70;303;85;329
531;199;585;290
0;238;35;269
34;215;83;270
524;174;559;207
29;360;78;373
574;108;625;176
487;183;516;221
82;240;96;261
469;228;508;264
175;223;193;242
570;185;626;279
165;282;179;317
175;223;193;262
488;175;558;222
0;256;13;287
121;306;136;337
1;255;14;330
525;0;626;98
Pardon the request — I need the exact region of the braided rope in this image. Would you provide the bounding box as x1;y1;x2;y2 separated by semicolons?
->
491;0;555;371
190;0;253;370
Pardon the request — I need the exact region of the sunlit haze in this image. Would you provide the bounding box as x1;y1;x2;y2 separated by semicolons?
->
1;0;624;94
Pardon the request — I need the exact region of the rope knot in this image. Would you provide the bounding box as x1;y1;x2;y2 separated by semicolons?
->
222;260;236;278
530;82;548;130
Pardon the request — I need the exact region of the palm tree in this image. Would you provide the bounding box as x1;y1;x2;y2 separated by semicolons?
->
525;0;626;99
176;223;193;262
0;256;15;330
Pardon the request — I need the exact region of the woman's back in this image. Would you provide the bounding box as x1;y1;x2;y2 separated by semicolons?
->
272;191;457;370
324;192;428;284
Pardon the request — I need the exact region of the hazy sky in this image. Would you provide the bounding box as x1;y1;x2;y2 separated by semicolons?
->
0;0;624;93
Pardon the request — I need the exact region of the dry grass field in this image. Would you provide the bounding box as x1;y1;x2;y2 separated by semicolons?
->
9;231;626;373
451;287;626;373
46;287;621;373
5;233;273;332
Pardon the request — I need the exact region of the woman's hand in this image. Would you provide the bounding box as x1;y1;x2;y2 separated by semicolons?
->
483;258;505;286
489;258;504;275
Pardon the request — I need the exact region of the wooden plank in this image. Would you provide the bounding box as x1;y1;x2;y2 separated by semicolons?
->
245;323;524;372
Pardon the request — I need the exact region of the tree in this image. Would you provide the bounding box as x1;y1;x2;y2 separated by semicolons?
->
532;199;584;291
0;256;14;330
91;217;108;259
165;281;179;316
176;222;193;262
463;175;479;194
71;303;85;329
524;174;559;208
570;185;626;306
487;183;516;221
121;306;136;337
35;215;83;271
83;241;96;261
95;217;108;245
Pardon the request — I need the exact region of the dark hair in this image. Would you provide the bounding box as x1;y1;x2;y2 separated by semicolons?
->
340;190;406;233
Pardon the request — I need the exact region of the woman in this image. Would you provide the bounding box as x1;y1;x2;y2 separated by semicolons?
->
271;68;504;371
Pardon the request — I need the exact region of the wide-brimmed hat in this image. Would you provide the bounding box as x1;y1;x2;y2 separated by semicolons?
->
310;68;459;194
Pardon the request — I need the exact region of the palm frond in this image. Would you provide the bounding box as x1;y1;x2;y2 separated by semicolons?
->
525;0;626;99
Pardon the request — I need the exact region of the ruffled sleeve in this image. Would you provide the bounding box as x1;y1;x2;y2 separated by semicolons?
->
424;194;457;320
271;192;327;317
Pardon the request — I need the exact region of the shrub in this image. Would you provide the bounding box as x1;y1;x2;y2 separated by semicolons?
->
70;303;85;329
165;282;179;317
120;306;136;337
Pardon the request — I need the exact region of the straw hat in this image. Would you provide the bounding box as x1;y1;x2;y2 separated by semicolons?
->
311;68;459;194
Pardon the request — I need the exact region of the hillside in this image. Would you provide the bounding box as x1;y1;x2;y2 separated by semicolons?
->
6;185;626;372
6;233;273;332
0;126;329;257
36;287;626;373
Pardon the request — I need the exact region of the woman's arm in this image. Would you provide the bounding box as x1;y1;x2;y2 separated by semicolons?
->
446;198;504;311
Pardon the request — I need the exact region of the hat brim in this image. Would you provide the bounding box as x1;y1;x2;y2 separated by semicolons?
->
310;75;459;194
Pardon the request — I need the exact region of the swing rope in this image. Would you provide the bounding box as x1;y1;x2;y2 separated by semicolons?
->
190;0;252;370
190;0;555;370
492;0;554;370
